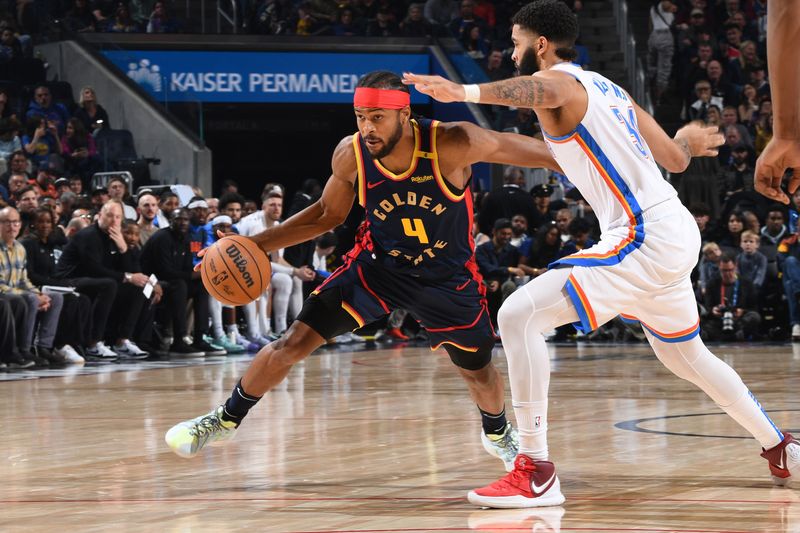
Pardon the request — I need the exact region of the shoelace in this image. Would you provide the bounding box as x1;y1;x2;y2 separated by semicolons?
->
190;414;227;448
494;462;537;490
491;427;519;458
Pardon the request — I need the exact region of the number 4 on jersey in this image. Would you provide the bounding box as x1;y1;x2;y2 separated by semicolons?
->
402;218;429;244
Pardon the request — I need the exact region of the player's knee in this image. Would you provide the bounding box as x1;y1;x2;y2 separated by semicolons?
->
271;326;313;365
497;289;532;334
458;361;498;388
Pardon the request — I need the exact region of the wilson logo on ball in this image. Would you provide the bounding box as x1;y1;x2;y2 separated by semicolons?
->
225;244;255;288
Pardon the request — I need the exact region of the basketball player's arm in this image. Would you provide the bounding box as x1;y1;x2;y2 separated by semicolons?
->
632;102;723;173
438;121;562;174
247;138;356;253
754;0;800;204
402;70;574;109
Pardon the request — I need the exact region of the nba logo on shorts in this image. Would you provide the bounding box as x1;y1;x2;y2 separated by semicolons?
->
534;416;541;429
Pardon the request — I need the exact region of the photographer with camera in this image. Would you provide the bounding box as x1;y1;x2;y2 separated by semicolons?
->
703;253;761;341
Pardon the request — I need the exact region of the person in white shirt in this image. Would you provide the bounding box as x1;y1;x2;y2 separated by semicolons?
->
648;0;676;104
236;190;314;342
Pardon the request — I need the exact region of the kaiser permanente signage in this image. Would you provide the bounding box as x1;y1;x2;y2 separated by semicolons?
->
102;50;429;104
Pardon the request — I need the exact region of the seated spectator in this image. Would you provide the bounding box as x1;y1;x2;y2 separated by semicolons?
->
689;202;718;244
472;213;490;246
719;210;745;254
738;83;759;125
156;189;180;227
68;174;83;195
147;1;181;33
0;26;22;61
288;179;321;217
481;48;513;82
219;192;245;224
205;197;219;221
249;0;295;35
203;214;246;353
461;22;488;59
22;115;61;168
0;118;22;161
366;8;400;36
703;252;760;341
136;190;159;244
0;206;63;366
237;190;313;340
103;3;141;32
424;0;458;27
0;89;15;120
55;200;150;358
748;64;770;99
15;185;39;233
761;205;788;247
448;0;487;40
1;150;31;186
64;0;96;32
721;106;753;147
90;184;109;211
243;199;257;218
554;208;573;243
6;173;28;205
401;3;433;36
718;143;754;199
25;85;70;136
736;230;767;290
187;197;210;265
20;207;90;363
61;118;99;179
529;183;555;232
74;86;110;133
107;176;137;220
521;223;561;279
559;217;595;258
31;159;60;199
686;80;724;122
141;208;223;356
754;109;773;156
509;213;532;256
475;218;524;327
333;8;363;36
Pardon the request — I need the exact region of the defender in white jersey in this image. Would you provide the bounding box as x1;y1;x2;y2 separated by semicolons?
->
405;0;800;509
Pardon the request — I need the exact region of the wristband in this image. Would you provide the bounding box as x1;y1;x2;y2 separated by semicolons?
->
463;84;481;103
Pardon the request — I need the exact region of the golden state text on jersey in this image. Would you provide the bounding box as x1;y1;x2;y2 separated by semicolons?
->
352;117;476;279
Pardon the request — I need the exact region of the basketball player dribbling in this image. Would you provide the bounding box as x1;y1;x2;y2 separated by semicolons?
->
165;70;563;472
404;0;800;509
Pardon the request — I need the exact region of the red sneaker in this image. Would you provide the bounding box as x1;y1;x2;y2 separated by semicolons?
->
761;432;800;487
468;454;565;508
386;327;409;341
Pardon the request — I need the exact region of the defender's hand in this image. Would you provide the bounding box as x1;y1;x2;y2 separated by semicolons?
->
402;72;465;103
754;138;800;205
674;123;725;158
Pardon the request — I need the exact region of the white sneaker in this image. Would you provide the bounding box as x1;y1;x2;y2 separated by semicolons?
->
113;339;149;359
165;406;237;458
55;345;84;364
762;433;800;487
85;341;118;359
481;423;520;472
792;324;800;340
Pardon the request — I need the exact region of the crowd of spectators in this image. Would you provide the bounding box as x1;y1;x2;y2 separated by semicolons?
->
3;0;797;374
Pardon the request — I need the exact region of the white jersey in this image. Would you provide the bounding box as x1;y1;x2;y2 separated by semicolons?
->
543;62;677;235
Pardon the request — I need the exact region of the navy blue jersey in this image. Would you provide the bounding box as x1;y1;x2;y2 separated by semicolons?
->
352;117;476;280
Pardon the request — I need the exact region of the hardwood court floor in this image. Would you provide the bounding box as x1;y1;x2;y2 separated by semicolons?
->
2;342;800;532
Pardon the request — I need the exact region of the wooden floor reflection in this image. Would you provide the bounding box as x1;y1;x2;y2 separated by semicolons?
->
2;341;800;532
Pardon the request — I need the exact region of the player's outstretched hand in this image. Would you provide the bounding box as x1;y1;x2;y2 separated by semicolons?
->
674;123;725;158
402;72;464;103
754;138;800;205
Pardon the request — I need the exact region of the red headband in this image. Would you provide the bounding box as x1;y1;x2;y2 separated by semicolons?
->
353;87;410;109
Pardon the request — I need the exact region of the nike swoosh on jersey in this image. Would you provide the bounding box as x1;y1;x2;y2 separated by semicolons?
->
530;472;556;496
367;180;386;189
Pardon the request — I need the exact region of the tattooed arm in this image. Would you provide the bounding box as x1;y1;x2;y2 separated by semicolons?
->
633;101;723;173
478;70;576;109
402;70;576;109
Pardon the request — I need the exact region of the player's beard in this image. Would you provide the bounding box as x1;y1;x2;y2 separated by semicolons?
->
368;120;403;160
517;46;540;76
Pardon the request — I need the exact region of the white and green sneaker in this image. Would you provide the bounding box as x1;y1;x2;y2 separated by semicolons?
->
481;422;520;472
212;335;245;354
165;406;238;458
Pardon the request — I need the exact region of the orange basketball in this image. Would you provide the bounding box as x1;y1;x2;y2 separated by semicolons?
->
201;235;271;306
